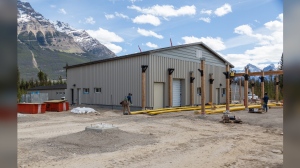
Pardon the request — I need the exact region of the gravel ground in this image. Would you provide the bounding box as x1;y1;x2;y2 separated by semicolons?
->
18;105;283;168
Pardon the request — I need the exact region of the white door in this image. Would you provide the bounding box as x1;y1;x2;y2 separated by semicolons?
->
215;88;220;105
77;88;81;105
154;83;164;109
173;79;181;106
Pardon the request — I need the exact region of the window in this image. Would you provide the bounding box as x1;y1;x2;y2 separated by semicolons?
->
56;92;59;95
222;88;226;97
83;88;89;94
94;88;101;93
197;87;201;96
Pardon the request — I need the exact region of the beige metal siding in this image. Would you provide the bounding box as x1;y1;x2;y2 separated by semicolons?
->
154;45;225;66
149;55;227;107
67;44;229;108
67;55;150;106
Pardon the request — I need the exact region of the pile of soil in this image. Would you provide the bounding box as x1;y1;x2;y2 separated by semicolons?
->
44;128;157;156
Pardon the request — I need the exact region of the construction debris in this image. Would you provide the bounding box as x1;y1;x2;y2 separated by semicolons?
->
71;107;97;114
248;108;265;114
221;111;242;124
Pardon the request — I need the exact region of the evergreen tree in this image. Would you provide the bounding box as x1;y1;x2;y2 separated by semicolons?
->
17;67;21;102
278;53;283;90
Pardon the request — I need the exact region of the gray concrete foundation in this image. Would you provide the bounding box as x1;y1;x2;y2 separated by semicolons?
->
85;123;118;132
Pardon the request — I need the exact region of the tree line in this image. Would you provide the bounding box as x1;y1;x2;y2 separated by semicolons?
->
17;67;66;101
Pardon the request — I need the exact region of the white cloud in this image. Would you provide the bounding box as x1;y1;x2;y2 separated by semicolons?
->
86;28;124;54
50;5;56;8
200;9;212;15
146;42;158;48
225;13;283;70
128;4;196;18
199;17;211;23
132;14;161;26
234;24;253;36
137;28;163;39
214;3;232;17
182;36;226;51
85;17;95;24
103;43;123;54
115;12;129;19
87;28;124;43
58;8;67;15
234;24;277;46
277;13;283;21
264;20;283;32
130;0;142;3
105;14;115;20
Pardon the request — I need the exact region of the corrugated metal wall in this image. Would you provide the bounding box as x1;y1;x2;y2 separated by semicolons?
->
67;44;229;108
148;55;226;107
67;55;149;106
27;89;66;100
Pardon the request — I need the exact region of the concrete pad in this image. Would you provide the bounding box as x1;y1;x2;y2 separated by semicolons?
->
85;123;118;132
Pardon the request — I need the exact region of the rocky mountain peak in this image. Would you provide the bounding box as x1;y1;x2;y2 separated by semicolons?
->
263;63;276;71
17;0;116;80
246;63;261;72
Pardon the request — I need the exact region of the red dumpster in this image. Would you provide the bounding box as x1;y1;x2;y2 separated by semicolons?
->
45;100;69;112
18;103;46;114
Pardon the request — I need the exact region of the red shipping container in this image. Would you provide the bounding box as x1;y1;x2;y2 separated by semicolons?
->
18;103;46;114
45;101;69;112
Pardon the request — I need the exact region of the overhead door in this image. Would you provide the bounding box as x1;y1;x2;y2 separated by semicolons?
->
153;83;164;109
173;79;181;106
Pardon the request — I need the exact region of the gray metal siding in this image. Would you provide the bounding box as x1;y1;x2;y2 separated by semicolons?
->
67;55;150;107
148;55;227;107
67;44;229;108
28;89;66;100
153;45;226;66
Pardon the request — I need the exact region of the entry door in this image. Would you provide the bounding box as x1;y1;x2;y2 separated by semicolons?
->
71;89;74;104
77;88;81;105
173;79;181;106
153;83;164;109
216;88;220;105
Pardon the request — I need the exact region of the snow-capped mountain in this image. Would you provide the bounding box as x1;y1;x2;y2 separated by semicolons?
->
17;0;116;80
17;0;115;58
234;63;276;73
233;63;277;81
234;64;261;73
247;64;261;73
263;63;276;71
54;21;115;58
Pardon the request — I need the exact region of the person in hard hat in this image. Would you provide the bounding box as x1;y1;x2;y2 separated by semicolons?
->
121;93;132;115
262;92;269;112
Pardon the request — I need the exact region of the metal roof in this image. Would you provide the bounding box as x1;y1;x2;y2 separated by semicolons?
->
65;42;234;69
28;84;67;91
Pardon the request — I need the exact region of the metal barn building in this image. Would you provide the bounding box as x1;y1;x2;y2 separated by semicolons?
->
65;42;234;109
27;84;67;100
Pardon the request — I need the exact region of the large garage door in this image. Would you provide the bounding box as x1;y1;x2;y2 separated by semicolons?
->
154;83;164;109
173;79;181;106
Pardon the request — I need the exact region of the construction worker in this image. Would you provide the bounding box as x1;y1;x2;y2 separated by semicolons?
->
121;93;132;115
262;92;269;112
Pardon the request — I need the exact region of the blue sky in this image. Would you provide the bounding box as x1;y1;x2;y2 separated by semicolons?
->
24;0;282;70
